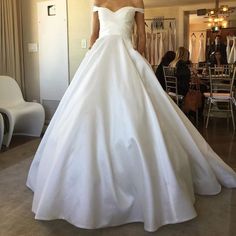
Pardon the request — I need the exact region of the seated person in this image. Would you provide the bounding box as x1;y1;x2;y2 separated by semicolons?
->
169;47;191;97
210;50;228;67
155;51;176;90
208;35;227;64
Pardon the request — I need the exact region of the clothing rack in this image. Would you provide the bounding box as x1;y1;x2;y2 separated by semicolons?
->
145;18;176;21
143;17;177;67
145;17;176;30
191;30;206;33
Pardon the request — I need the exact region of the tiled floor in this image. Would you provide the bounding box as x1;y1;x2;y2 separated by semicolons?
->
0;136;39;171
198;118;236;171
0;118;235;236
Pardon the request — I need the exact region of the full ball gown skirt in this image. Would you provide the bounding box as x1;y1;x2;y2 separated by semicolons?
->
27;6;236;232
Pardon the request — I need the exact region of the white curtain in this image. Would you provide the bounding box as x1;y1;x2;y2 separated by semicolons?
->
0;0;25;94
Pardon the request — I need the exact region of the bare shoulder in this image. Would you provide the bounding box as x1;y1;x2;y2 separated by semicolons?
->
131;0;144;8
93;0;106;7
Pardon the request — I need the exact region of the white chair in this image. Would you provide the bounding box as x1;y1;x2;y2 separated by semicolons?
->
163;66;184;106
204;67;236;129
0;76;45;147
0;113;4;150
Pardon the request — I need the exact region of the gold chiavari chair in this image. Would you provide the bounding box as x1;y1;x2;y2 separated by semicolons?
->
163;66;184;106
203;66;236;129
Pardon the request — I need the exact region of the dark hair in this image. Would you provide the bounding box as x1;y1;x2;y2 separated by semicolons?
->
214;50;222;56
161;51;176;66
210;50;225;66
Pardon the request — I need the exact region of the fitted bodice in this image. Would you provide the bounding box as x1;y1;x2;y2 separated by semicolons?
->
93;6;144;41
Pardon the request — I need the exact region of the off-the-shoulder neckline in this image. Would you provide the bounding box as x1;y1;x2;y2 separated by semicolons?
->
93;6;144;13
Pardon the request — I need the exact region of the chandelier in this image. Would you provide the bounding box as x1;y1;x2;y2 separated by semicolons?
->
207;0;234;31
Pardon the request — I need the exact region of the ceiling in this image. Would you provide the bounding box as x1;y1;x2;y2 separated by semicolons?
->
144;0;225;8
143;0;236;27
190;10;236;24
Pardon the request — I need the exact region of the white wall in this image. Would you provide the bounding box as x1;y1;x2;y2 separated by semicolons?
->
21;0;236;102
21;0;93;102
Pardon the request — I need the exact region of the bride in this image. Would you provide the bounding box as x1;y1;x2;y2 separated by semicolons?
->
26;0;236;232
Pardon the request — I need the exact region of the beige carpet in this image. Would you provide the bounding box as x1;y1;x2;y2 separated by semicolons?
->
0;139;236;236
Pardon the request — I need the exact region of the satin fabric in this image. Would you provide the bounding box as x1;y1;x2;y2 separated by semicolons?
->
27;7;236;232
190;35;196;62
198;34;205;62
226;36;232;63
228;36;236;64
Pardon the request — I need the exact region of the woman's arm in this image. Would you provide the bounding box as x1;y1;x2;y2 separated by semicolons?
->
134;0;146;55
135;13;146;55
89;12;100;49
89;0;102;49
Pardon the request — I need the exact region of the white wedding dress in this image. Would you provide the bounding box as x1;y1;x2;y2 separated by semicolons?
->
27;6;236;232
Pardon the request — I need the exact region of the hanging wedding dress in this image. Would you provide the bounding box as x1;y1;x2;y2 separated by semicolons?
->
154;33;159;66
168;22;174;51
150;31;155;66
145;32;151;63
234;37;236;63
226;35;232;63
189;34;196;62
158;32;165;65
198;34;205;62
228;36;236;64
27;6;236;232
